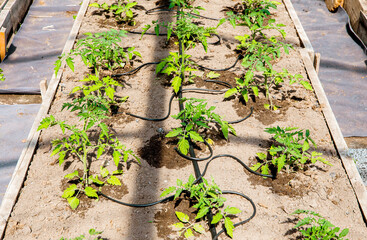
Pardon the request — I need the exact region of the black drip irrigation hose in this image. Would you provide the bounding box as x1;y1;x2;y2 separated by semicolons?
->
174;139;213;161
212;191;256;240
98;191;174;207
198;154;274;180
197;54;243;71
112;53;241;78
128;30;222;45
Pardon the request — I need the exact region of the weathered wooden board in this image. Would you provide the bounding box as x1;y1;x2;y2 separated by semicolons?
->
300;48;367;221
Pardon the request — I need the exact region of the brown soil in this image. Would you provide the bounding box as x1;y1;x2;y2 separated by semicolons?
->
138;134;191;169
154;195;203;240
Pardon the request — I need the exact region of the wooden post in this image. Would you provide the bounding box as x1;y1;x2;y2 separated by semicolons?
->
39;80;48;101
0;28;6;61
314;52;321;74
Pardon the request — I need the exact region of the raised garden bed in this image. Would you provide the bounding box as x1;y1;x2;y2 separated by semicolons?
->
1;0;366;239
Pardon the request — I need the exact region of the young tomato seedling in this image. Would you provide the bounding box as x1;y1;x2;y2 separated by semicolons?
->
251;126;331;175
165;98;236;155
89;0;138;25
292;209;349;240
161;175;242;239
38;96;139;210
54;29;141;76
70;74;128;108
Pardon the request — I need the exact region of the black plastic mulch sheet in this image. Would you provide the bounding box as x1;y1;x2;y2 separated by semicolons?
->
292;0;367;137
0;0;80;93
0;104;40;203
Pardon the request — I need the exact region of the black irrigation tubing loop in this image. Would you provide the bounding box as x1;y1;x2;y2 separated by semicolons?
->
198;154;275;180
97;191;175;207
174;139;214;161
117;93;176;121
182;88;226;93
196;54;243;71
212;190;257;240
204;79;233;89
111;61;160;77
227;106;253;124
127;30;222;45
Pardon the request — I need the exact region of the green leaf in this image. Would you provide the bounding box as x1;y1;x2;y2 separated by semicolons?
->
195;207;209;219
251;86;259;96
300;80;313;90
66;57;74;72
211;212;223;224
172;222;185;230
105;87;115;101
193;224;205;234
96;146;104;159
188;131;204;142
84;186;98;198
184;228;194;238
224;88;237;98
64;170;79;179
172;76;182;93
277;154;286;172
339;228;349;237
165;128;182;138
302;140;310;152
224;207;242;215
107;175;121;185
89;175;105;185
206;71;220;79
62;184;77;198
156;61;167;73
178;138;189;155
224;217;234;238
100;167;109;178
175;211;189;223
67;197;79;210
256;152;267;160
113;150;121;166
160;186;176;197
250;162;262;171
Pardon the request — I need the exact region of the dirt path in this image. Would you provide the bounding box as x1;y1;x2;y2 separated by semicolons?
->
2;0;367;239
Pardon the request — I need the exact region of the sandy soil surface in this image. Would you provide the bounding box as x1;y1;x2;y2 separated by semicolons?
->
3;0;366;239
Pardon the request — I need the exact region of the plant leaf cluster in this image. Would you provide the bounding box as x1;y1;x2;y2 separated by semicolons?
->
38;79;139;210
166;98;235;155
141;1;216;92
292;209;349;240
251;126;331;175
222;0;312;110
55;29;141;76
161;175;241;238
89;0;138;25
71;74;128;106
59;228;103;240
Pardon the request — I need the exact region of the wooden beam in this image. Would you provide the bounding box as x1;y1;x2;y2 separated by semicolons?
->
0;0;91;238
283;0;314;53
300;48;367;221
0;28;6;61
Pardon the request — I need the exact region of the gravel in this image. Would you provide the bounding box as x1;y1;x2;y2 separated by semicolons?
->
347;148;367;185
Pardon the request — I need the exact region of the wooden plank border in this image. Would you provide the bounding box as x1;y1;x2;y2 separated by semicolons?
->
283;0;314;54
0;0;33;60
300;49;367;220
0;0;90;237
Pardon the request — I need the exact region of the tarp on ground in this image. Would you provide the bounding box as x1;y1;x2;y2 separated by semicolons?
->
292;0;367;137
0;104;40;203
0;0;80;94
